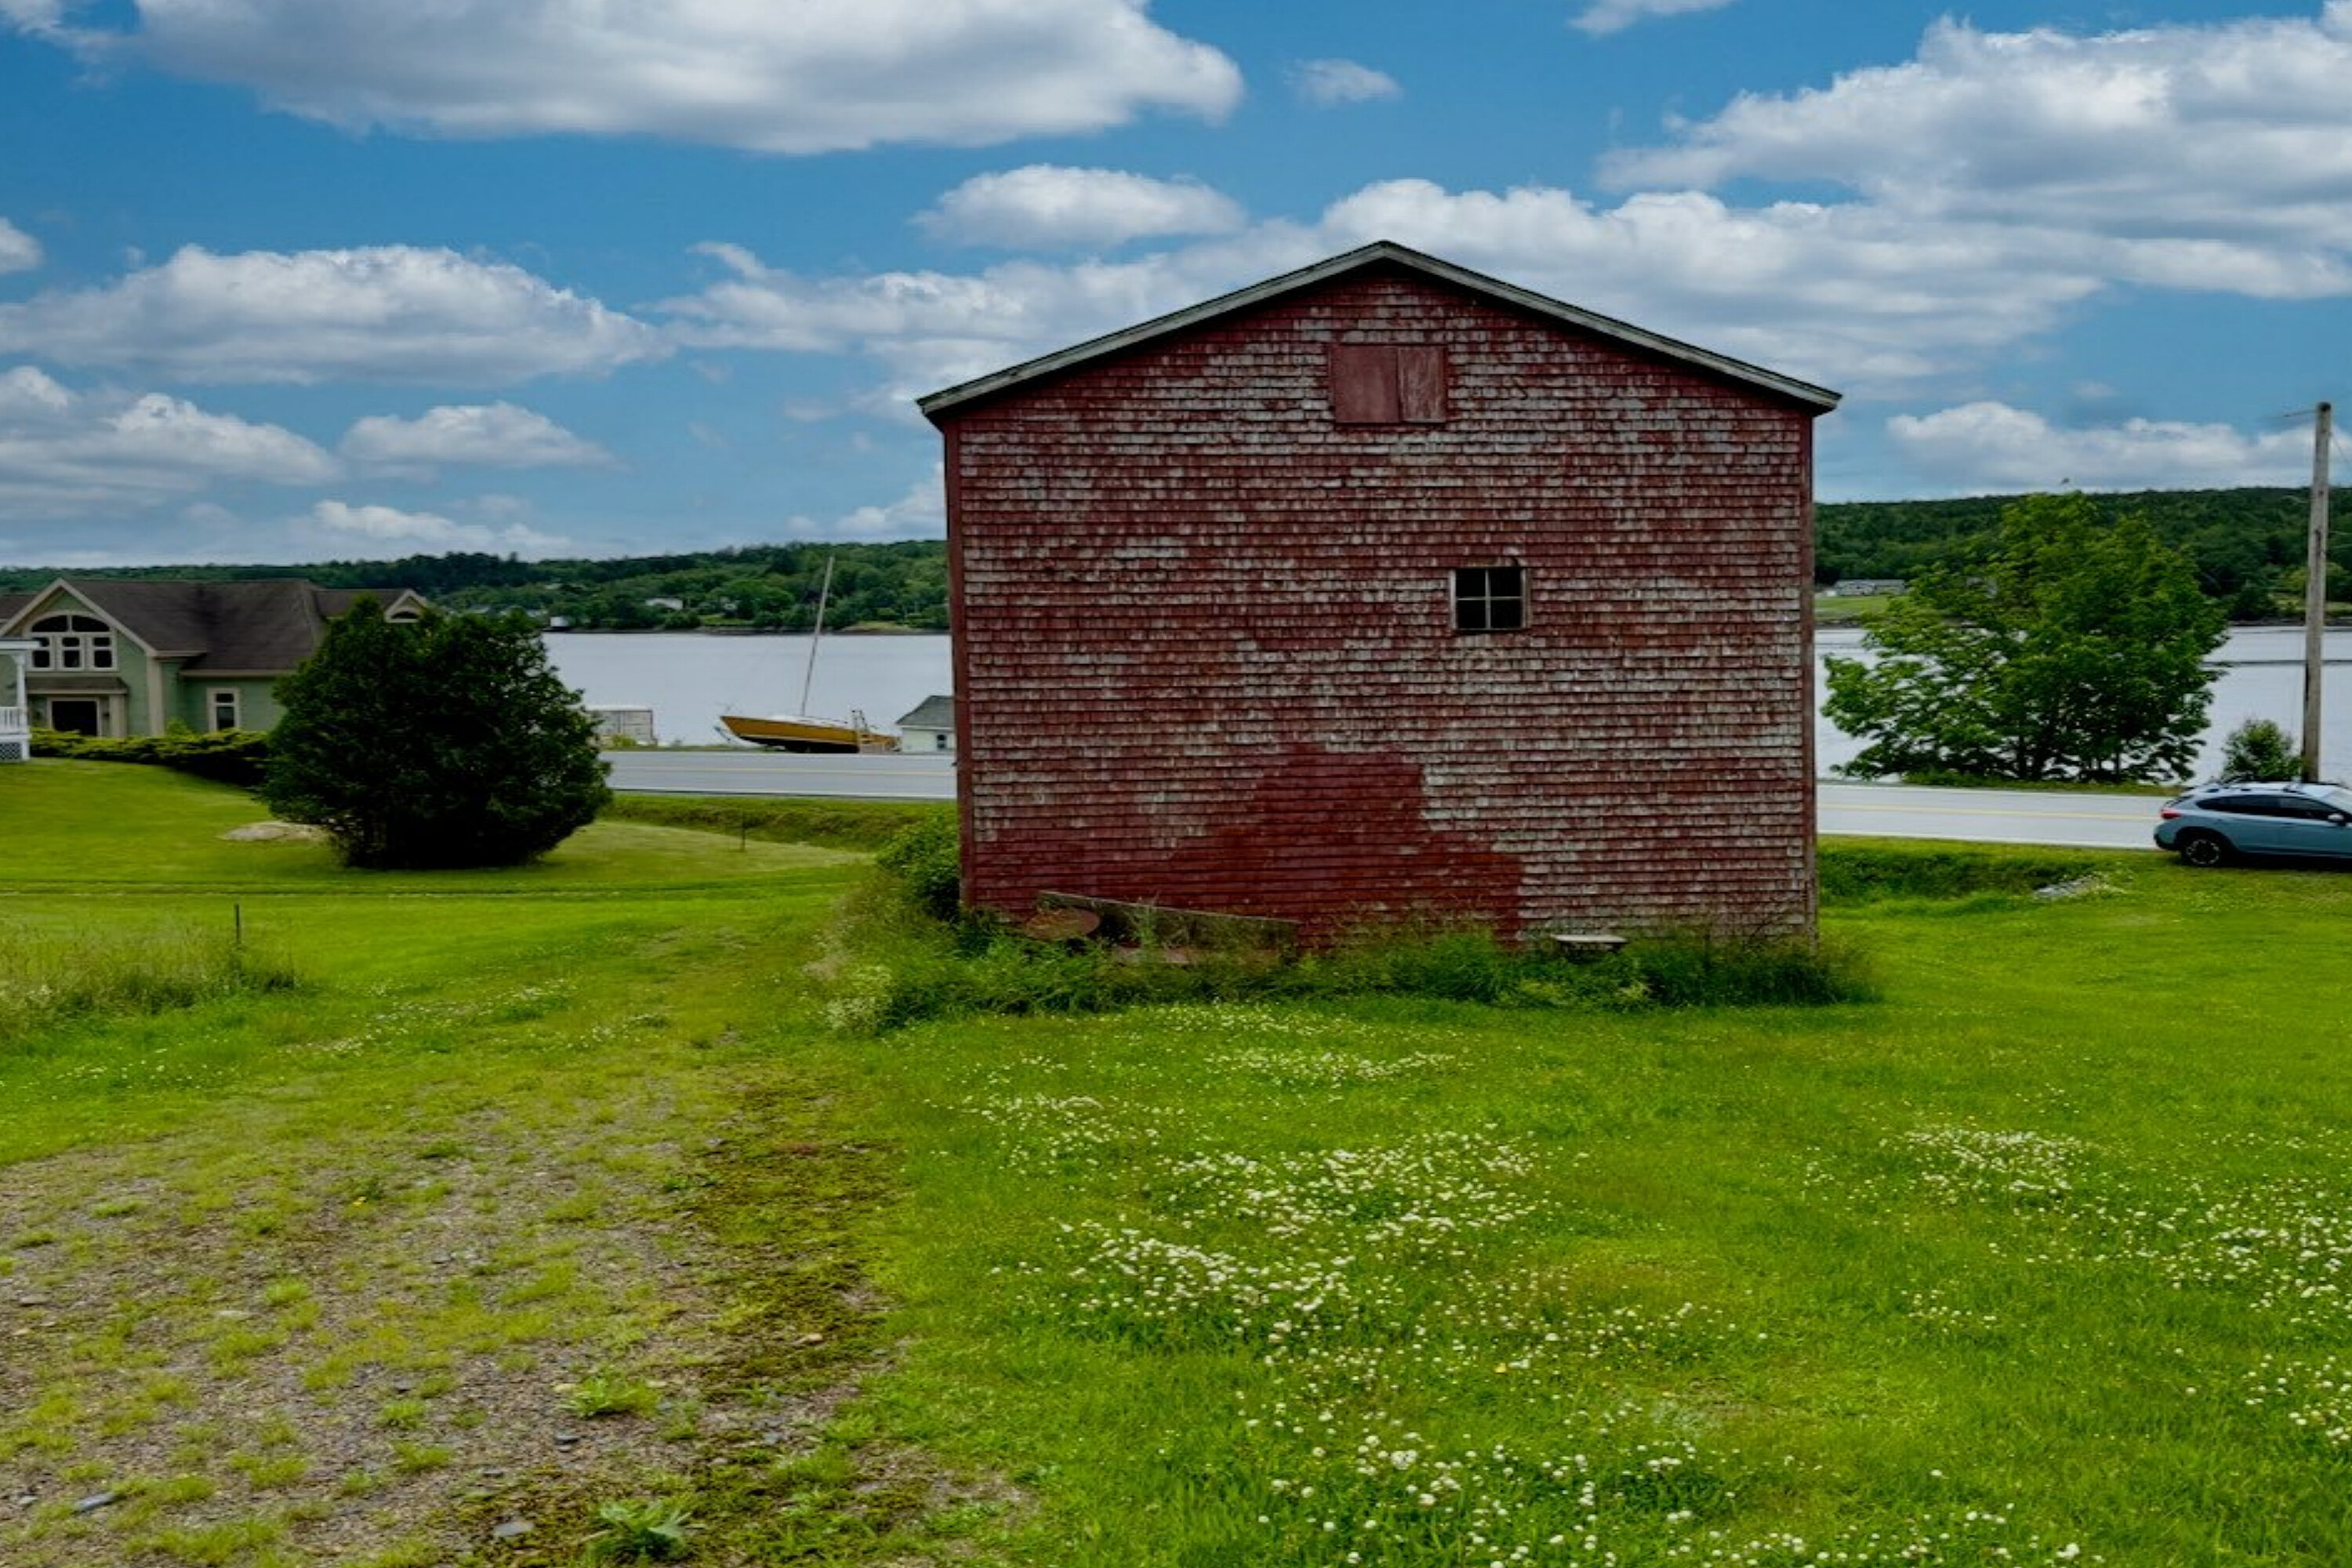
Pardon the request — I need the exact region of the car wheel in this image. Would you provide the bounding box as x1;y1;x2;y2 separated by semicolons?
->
2177;832;2231;869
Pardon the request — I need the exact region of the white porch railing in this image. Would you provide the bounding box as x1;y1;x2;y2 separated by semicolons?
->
0;705;28;764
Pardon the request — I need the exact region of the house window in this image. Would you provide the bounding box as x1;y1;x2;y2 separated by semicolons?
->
28;613;115;672
1330;344;1449;425
1454;565;1526;633
209;688;241;731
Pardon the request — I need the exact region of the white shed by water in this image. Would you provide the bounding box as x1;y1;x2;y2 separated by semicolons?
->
896;694;955;753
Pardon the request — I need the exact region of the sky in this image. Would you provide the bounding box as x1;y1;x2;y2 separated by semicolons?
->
2;0;2349;568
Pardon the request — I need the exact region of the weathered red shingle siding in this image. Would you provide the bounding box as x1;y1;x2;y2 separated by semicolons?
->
935;265;1821;942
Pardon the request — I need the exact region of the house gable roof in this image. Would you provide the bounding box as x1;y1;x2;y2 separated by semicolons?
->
917;240;1841;421
895;694;956;730
0;579;423;673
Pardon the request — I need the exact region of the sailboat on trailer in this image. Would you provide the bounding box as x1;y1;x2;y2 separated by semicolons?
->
717;556;896;753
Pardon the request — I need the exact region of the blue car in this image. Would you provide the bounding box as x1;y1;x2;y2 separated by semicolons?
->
2155;781;2352;867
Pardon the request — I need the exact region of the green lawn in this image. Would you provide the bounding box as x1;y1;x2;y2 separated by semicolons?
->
1813;593;1893;623
844;860;2352;1567
5;760;2351;1566
1;762;887;1567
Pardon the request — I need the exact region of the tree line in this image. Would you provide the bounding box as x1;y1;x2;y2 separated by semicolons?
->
0;542;950;633
1819;486;2346;618
5;485;2340;629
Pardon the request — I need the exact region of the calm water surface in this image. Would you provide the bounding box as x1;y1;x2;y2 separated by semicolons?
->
543;633;954;746
545;628;2352;779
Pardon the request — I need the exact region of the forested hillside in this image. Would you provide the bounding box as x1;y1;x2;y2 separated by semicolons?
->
1;542;950;632
8;486;2340;628
1819;486;2343;616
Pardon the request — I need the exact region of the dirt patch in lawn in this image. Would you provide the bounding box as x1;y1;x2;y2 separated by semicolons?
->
0;1058;975;1566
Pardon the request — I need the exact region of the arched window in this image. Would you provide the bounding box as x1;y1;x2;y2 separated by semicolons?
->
29;614;115;672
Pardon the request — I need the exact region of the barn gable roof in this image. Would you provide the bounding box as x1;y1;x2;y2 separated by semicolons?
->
917;240;1840;421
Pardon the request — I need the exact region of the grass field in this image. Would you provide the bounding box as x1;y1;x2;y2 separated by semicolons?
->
5;760;2352;1566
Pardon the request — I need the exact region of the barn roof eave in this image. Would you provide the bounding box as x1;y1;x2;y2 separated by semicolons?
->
915;240;1842;422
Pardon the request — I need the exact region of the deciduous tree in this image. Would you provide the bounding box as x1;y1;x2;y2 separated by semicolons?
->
1824;494;2226;783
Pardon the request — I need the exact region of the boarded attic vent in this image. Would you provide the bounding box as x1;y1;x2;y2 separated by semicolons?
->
1329;343;1448;425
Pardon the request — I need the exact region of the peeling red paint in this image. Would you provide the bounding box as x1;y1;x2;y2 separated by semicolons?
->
1004;744;1526;937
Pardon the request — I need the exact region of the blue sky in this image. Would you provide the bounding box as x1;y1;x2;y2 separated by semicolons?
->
2;0;2347;566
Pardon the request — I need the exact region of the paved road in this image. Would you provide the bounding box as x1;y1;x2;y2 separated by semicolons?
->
1816;781;2158;851
604;749;959;802
606;750;2167;851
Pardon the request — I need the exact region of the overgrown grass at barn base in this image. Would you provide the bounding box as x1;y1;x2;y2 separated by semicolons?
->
815;818;1876;1032
818;903;1874;1033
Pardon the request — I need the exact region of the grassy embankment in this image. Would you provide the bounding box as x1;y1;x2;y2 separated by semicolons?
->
8;762;2352;1565
1810;593;1892;625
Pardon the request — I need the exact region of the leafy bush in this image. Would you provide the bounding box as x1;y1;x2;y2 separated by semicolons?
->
31;726;271;788
873;811;963;923
2217;717;2299;782
263;601;609;869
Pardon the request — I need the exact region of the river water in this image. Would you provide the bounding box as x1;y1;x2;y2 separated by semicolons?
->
543;626;2352;781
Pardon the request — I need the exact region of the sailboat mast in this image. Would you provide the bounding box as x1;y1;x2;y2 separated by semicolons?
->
799;553;835;715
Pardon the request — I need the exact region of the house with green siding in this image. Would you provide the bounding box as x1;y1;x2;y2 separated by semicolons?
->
0;579;425;741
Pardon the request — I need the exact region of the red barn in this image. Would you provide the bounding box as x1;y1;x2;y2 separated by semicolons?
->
919;241;1839;945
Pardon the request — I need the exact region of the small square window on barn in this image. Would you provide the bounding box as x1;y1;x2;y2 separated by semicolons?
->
1454;565;1526;633
1330;344;1448;425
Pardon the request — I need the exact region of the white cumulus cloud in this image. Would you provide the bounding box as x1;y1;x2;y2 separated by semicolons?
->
0;217;40;275
673;162;2310;412
665;4;2352;417
0;365;339;516
919;166;1246;249
24;0;1240;154
1572;0;1739;38
1291;59;1399;106
341;401;614;474
661;230;1324;402
1888;402;2318;491
0;0;67;33
303;498;571;556
0;245;667;385
1602;7;2352;294
789;465;946;539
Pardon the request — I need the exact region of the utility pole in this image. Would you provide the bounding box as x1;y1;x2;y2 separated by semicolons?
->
2303;401;2333;782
